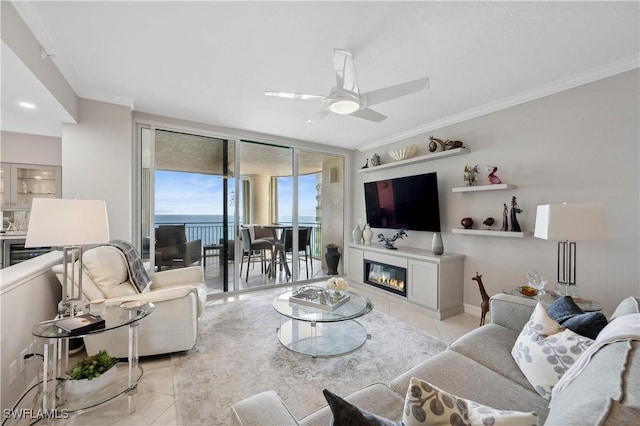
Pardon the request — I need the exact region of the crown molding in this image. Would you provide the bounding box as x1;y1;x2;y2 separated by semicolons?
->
358;55;640;152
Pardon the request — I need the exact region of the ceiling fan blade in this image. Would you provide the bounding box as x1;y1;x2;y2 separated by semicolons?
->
265;91;327;101
350;108;387;122
333;49;359;94
363;77;429;107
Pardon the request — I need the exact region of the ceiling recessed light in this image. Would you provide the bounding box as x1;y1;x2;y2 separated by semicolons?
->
19;101;36;109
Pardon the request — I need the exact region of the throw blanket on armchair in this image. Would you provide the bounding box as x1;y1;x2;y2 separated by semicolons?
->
109;239;152;293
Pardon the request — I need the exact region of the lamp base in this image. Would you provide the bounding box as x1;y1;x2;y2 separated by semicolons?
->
554;283;579;298
58;299;86;318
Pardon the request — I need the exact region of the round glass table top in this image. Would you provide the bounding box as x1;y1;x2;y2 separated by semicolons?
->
32;301;155;338
273;288;373;323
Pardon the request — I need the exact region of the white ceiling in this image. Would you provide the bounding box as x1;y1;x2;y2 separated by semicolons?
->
4;1;639;151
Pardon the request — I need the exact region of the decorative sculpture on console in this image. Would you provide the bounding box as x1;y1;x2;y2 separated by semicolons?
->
377;229;408;250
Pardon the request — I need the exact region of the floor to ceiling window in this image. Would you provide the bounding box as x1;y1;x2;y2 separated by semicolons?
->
136;124;345;295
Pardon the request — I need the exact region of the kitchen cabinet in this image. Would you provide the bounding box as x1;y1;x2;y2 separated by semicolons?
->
0;163;62;209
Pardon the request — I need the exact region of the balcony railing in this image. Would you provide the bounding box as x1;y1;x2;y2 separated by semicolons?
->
154;222;324;258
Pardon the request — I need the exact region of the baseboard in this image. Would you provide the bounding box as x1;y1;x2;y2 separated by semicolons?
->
464;303;482;317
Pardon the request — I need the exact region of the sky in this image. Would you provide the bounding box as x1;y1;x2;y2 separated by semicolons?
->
155;170;318;218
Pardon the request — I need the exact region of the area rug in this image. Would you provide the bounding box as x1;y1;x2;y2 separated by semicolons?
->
171;294;448;425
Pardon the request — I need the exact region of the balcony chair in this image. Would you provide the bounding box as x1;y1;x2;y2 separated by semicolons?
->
239;227;273;281
52;244;206;358
155;225;202;270
274;227;312;280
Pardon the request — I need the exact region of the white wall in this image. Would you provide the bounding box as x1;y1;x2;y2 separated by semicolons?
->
351;69;640;316
62;98;132;241
0;131;62;166
0;252;63;411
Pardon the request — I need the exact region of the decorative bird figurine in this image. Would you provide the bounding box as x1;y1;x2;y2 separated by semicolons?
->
483;217;495;228
485;165;502;184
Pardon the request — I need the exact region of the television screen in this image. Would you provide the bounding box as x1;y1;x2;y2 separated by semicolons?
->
364;172;441;232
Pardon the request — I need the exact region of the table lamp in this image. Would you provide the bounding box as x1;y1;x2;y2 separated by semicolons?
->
534;203;607;296
25;198;110;317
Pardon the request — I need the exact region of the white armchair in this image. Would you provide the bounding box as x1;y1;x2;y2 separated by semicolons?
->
52;245;206;358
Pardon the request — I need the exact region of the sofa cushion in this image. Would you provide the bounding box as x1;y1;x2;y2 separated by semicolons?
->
546;296;608;339
546;295;584;322
300;384;404;426
512;327;593;400
449;324;533;391
83;246;140;298
511;302;594;400
402;377;539;426
322;388;401;426
390;351;550;423
610;296;640;320
547;339;640;420
561;311;608;340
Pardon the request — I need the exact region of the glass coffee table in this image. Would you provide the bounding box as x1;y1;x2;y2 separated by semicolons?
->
273;287;373;358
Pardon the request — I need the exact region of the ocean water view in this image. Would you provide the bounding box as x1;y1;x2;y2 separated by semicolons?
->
155;214;318;224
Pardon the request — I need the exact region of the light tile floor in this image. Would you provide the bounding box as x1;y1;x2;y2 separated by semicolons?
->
54;286;479;425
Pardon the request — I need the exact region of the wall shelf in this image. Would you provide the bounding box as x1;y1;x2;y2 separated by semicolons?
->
451;229;529;238
358;148;469;173
452;183;515;193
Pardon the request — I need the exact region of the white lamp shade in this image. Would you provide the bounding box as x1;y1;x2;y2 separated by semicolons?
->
25;199;110;247
534;203;608;241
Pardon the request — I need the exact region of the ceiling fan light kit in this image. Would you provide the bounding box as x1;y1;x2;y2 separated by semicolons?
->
265;48;429;122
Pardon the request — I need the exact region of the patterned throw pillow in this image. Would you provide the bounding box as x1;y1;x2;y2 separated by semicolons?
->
402;377;539;426
511;302;594;400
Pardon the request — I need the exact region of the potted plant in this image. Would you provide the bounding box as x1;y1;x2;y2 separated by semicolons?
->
66;349;118;394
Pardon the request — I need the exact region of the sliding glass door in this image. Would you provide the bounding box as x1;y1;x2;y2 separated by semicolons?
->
136;124;346;295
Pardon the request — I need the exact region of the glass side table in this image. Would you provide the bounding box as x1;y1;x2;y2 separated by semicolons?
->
31;301;154;420
503;287;602;312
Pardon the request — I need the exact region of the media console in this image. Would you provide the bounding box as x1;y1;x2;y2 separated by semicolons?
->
346;243;465;320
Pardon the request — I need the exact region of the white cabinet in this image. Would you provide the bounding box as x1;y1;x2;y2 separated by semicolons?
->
0;163;62;209
346;243;465;320
347;247;364;283
408;260;438;310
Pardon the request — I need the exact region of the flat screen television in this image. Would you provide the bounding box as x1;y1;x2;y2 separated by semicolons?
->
364;172;441;232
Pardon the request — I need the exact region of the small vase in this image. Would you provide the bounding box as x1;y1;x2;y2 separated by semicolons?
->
362;224;374;245
352;225;362;244
432;232;444;255
325;245;341;275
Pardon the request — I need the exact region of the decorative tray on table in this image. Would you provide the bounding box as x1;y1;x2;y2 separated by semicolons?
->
289;286;351;311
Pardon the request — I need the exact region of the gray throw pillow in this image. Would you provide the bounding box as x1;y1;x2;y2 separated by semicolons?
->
323;389;401;426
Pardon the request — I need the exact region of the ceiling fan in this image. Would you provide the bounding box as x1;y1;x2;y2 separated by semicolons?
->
265;49;429;123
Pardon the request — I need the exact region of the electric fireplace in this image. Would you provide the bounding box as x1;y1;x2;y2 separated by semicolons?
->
363;259;407;296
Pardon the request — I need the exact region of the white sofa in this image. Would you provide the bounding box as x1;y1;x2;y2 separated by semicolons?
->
52;245;206;357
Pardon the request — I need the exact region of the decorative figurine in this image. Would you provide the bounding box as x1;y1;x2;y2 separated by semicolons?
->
428;136;465;152
485;165;502;184
482;217;495;228
464;165;479;186
445;140;464;150
370;153;381;167
428;136;446;152
472;273;490;326
461;217;474;229
361;159;369;169
501;203;508;231
377;229;408;250
510;196;522;232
